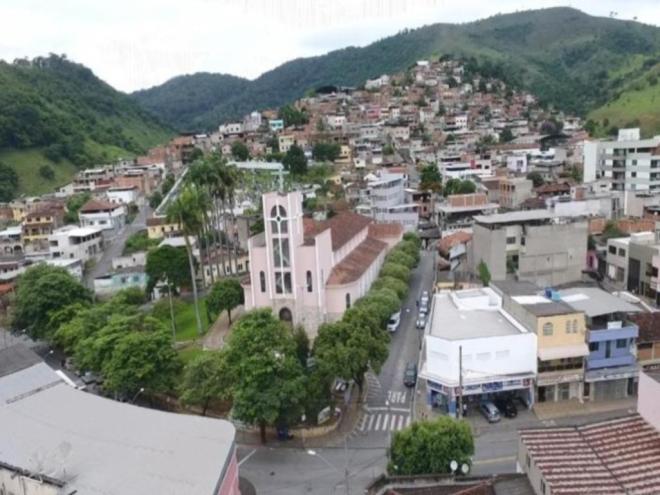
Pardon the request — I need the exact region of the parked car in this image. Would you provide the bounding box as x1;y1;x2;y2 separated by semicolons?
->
416;314;426;329
494;397;518;418
387;311;401;332
404;362;417;387
418;304;428;317
479;401;501;423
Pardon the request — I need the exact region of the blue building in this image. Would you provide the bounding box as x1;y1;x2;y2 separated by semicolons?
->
561;287;642;401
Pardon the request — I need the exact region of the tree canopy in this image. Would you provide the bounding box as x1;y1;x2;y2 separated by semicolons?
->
312;142;341;162
145;245;192;293
419;164;442;192
443;179;476;196
179;351;232;415
0;162;19;202
231;141;249;161
282;144;308;175
389;417;474;475
207;278;244;324
12;264;92;339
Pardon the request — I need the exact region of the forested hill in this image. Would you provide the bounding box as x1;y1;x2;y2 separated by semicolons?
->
131;7;660;134
0;55;171;196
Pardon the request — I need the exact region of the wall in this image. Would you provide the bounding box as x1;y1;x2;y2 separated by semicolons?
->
518;221;587;287
471;224;506;281
638;370;660;431
0;467;61;495
215;449;241;495
536;313;587;349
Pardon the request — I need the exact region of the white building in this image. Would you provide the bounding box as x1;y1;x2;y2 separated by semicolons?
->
420;288;537;416
106;186;139;205
219;122;244;135
356;171;419;232
48;225;104;262
583;128;660;192
79;199;126;234
506;154;529;174
325;114;347;130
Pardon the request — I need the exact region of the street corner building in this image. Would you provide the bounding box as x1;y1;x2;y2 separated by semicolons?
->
241;190;403;339
419;287;538;416
0;344;240;495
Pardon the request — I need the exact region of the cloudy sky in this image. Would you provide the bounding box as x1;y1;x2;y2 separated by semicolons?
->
1;0;658;93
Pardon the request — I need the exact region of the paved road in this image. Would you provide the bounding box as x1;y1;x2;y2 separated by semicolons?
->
85;203;150;288
238;249;436;493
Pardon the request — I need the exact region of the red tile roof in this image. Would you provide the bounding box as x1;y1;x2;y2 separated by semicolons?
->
304;212;373;251
520;414;660;495
326;237;387;285
80;199;121;213
368;223;404;240
437;231;472;255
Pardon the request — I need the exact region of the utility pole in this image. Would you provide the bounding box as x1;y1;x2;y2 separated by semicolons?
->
458;345;463;419
344;435;350;495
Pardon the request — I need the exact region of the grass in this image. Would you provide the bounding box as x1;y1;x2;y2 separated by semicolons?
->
0;148;77;196
589;81;660;137
154;296;211;342
123;230;160;255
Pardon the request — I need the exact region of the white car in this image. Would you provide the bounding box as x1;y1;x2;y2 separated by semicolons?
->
416;315;426;329
387;311;401;332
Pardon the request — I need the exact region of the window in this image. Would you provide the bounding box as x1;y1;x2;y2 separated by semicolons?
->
306;270;313;292
542;322;554;336
565;321;571;334
631;172;637;178
259;271;266;292
572;320;578;333
618;248;626;257
506;236;516;244
270;205;288;234
616;339;628;349
589;342;599;352
272;238;291;267
275;271;292;294
345;293;351;309
609;245;617;255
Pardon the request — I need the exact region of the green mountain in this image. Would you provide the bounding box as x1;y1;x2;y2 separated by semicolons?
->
0;54;172;196
131;7;660;135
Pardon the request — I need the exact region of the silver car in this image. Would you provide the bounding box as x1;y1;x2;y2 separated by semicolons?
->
479;401;501;423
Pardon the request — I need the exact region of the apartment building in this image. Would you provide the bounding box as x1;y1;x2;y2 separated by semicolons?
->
355;171;419;232
605;232;655;288
498;177;533;209
49;225;104;262
470;210;588;287
436;193;498;234
584;128;660;192
78;199;126;234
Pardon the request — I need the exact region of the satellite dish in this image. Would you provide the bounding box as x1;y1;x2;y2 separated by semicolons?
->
450;460;458;472
461;463;470;475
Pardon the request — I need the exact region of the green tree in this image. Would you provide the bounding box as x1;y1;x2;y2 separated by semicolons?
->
499;128;515;143
180;351;232;415
371;276;408;301
379;262;411;283
38;164;55;180
312;142;341;162
443;179;476;196
386;250;416;270
64;192;92;224
278;104;309;127
283;144;308;175
419;164;442;192
389;417;474;475
166;185;206;335
13;264;92;339
148;191;163;209
207;278;244;324
601;221;626;242
102;322;181;397
477;260;491;286
526;171;545;188
231;141;249;161
225;310;307;443
145;245;192;294
0;162;19;202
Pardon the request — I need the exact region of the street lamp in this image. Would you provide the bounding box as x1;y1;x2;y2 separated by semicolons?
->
131;387;145;404
306;441;350;495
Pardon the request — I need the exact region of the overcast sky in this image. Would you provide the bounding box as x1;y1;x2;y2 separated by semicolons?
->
1;0;658;93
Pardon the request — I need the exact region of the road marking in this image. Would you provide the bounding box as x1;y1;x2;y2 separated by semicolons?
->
366;406;409;413
406;416;411;427
367;414;375;431
397;415;405;430
238;448;257;466
390;414;397;430
374;414;382;431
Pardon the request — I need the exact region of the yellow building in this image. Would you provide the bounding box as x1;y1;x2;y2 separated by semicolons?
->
146;216;181;240
494;281;589;403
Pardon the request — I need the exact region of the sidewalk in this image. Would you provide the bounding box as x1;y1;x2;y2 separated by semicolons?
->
202;305;245;350
533;397;637;421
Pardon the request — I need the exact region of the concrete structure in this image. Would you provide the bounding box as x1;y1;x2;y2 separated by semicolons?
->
94;266;148;296
48;225;104;262
585;129;660;192
436;193;498;234
638;369;660;429
356;171;419;232
242;191;402;338
147;215;181;239
106;186;139;205
421;288;537;416
79;199;126;234
494;281;589;403
519;414;660;495
470;210;588;287
627;235;660;300
506;153;528;174
606;235;635;286
0;344;240;495
0;225;22;255
499;177;533;209
560;287;641;401
632;312;660;371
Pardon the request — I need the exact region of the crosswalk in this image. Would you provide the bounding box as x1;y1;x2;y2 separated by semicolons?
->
356;411;412;433
365;372;382;402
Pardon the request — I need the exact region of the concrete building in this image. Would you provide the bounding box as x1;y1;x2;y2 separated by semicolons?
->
94;266;148;297
632;312;660;370
0;344;240;495
560;287;641;401
356;171;419;232
420;288;537;416
498;177;534;209
585;128;660;192
242;191;402;338
106;186;140;205
0;225;22;255
627;235;660;300
48;225;104;262
494;282;589;404
79;199;126;234
470;210;588;287
436;193;498;234
638;369;660;428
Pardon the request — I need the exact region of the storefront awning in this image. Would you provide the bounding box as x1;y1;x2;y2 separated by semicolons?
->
538;343;589;361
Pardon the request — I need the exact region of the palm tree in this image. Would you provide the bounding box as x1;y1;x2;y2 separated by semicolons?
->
167;185;204;336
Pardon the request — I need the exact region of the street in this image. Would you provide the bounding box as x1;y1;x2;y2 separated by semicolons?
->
238;249;436;493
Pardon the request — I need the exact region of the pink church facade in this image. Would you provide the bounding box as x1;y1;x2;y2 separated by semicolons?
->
242;191;403;338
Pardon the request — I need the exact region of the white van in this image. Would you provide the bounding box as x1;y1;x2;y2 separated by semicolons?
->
387;311;401;332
